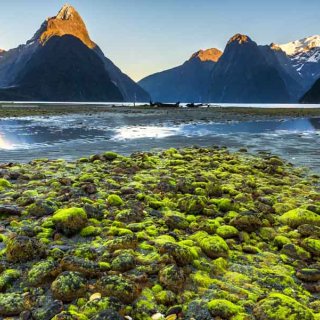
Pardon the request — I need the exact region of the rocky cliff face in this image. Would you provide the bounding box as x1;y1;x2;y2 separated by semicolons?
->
209;34;290;103
0;4;149;102
138;48;222;103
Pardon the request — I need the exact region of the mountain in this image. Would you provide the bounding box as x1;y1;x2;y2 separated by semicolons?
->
300;78;320;103
209;34;290;103
275;35;320;88
138;48;222;103
0;4;149;102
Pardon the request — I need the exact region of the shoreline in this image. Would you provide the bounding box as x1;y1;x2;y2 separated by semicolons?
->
0;147;319;319
1;105;320;120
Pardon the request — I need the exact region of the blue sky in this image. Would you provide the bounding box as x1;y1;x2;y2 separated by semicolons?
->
0;0;319;80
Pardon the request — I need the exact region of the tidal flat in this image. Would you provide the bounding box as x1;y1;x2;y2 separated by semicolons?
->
0;147;320;319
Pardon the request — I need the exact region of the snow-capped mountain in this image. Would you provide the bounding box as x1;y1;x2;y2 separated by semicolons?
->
275;35;320;87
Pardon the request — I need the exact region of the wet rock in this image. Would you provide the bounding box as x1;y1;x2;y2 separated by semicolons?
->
0;292;27;316
51;271;86;302
91;309;125;320
159;265;185;292
6;235;46;263
164;212;189;230
302;238;320;257
216;225;239;239
281;244;311;260
190;231;229;258
111;252;136;272
160;242;194;266
32;300;63;320
106;234;138;251
28;260;58;286
0;205;21;216
52;207;88;236
184;300;212;320
298;224;320;237
84;203;104;220
230;212;262;232
297;269;320;282
96;275;139;303
60;256;106;277
207;299;243;318
279;208;320;228
27;200;57;217
253;293;314;320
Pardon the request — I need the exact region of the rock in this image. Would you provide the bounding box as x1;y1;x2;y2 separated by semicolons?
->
103;152;118;161
159;265;185;292
60;256;106;277
160;242;194;266
0;293;27;316
52;207;88;236
242;245;261;254
32;300;63;320
164;212;189;230
152;313;164;320
207;299;243;318
6;235;46;262
111;252;136;272
302;238;320;257
297;269;320;282
298;224;320;237
281;244;311;260
51;271;86;302
91;309;125;320
253;293;314;320
0;205;21;216
96;275;139;303
106;234;138;251
27;200;57;217
230;213;262;232
89;293;102;301
166;305;182;316
279;208;320;228
190;231;229;258
216;225;239;239
84;203;104;220
107;194;124;207
28;260;58;286
184;300;212;320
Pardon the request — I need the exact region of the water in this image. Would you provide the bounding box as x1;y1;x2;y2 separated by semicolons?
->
1;113;320;172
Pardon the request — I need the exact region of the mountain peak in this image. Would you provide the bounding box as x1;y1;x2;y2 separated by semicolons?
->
277;35;320;56
190;48;222;62
56;4;76;20
32;4;95;49
228;34;251;45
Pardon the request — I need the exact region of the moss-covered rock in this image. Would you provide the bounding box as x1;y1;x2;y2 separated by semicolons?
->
0;269;20;292
52;207;88;236
111;252;135;272
96;275;139;303
207;299;243;318
253;293;314;320
0;292;26;316
6;235;46;262
190;231;229;258
279;208;320;228
302;238;320;257
107;194;124;207
51;271;86;302
216;225;239;239
27;200;58;217
159;264;185;292
28;260;58;286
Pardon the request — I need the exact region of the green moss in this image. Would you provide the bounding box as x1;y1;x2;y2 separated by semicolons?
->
279;208;320;228
254;293;314;320
0;178;12;189
0;293;25;316
27;260;57;286
80;226;101;237
216;225;239;239
274;235;292;249
211;198;233;212
52;207;87;236
0;269;20;292
190;231;229;258
107;194;124;207
302;238;320;256
208;299;243;318
103;151;118;160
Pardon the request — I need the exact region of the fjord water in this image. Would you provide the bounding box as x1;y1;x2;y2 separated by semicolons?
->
1;107;320;172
